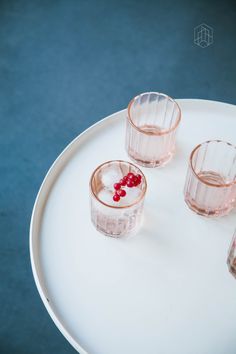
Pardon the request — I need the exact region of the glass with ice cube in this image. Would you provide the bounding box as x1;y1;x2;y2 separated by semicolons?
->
90;160;147;237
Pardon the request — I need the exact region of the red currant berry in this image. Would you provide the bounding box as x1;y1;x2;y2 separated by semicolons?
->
114;183;121;190
127;180;134;188
132;176;138;185
136;174;142;185
119;178;127;186
117;189;126;197
127;172;134;179
113;193;120;202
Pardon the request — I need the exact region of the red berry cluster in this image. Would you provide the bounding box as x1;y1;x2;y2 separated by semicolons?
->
113;172;142;202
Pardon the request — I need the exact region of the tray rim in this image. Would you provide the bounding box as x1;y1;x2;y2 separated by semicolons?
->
29;98;236;354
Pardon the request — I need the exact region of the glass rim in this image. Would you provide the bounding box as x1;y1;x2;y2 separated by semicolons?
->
89;160;147;209
190;140;236;188
127;91;181;136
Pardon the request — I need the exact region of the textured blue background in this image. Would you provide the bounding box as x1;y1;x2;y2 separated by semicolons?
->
0;0;236;353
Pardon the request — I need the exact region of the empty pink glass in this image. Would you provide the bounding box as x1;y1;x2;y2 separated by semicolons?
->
184;140;236;217
227;229;236;278
125;92;181;167
90;160;147;237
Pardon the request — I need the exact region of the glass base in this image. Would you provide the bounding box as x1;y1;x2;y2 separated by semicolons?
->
127;151;174;168
184;197;234;217
92;219;141;238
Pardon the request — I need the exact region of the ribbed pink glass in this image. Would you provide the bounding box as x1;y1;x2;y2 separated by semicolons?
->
126;92;181;167
184;140;236;217
90;160;147;237
227;229;236;278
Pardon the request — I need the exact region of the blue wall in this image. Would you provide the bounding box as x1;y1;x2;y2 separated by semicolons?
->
0;0;235;353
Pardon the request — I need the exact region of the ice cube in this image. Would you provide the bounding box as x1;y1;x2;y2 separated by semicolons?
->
124;186;142;204
98;189;117;206
97;185;142;207
101;169;123;189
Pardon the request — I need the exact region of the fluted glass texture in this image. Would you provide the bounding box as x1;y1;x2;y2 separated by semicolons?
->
126;92;181;167
90;160;147;237
184;140;236;217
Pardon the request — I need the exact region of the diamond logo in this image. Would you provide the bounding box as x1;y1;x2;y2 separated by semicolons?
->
194;23;213;48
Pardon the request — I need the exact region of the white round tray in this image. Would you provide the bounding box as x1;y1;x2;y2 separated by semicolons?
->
30;99;236;354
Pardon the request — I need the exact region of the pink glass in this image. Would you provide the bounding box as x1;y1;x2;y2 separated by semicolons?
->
227;229;236;278
90;160;147;237
184;140;236;217
125;92;181;167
